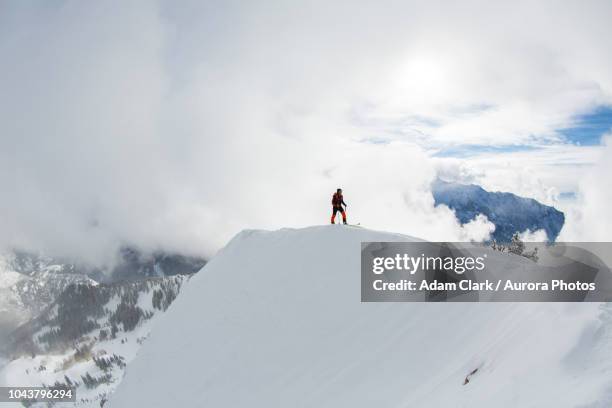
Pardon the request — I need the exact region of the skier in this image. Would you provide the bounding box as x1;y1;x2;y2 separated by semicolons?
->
331;188;348;225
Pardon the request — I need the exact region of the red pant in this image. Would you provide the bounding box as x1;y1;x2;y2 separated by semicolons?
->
331;206;346;224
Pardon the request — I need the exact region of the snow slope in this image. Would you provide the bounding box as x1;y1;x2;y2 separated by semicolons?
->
0;275;188;407
110;225;612;407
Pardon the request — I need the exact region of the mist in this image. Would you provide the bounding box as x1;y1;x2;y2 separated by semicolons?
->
1;1;611;266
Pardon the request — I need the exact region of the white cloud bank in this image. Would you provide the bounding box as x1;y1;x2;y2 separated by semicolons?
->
0;1;611;264
559;135;612;241
519;229;549;243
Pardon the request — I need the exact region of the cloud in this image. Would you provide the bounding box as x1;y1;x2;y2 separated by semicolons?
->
0;1;611;264
559;135;612;241
460;214;496;242
519;229;549;242
432;144;604;206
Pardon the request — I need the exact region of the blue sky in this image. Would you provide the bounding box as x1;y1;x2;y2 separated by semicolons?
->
425;105;612;158
559;106;612;146
357;103;612;159
432;144;540;158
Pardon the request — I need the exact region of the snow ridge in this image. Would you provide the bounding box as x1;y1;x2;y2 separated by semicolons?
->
109;225;612;407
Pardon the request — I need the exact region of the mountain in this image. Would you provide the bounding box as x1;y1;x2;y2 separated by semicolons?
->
0;274;189;407
99;247;207;283
432;179;565;242
109;225;612;407
0;250;206;345
0;248;205;407
0;254;97;348
5;248;206;283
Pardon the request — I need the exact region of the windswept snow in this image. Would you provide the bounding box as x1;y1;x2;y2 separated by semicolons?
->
110;225;612;407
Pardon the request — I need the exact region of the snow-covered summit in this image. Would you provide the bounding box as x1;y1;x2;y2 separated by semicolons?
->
110;225;612;407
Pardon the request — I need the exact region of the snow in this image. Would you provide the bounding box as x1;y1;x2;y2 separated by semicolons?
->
0;259;28;331
0;270;24;290
0;276;187;407
108;225;612;407
0;309;163;407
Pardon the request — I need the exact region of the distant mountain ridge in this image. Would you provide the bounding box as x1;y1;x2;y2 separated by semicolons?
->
0;245;202;406
100;247;206;283
8;248;206;283
0;249;206;356
1;274;189;407
0;254;99;350
432;180;565;242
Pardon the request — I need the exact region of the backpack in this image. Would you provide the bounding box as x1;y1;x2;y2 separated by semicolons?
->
332;193;342;207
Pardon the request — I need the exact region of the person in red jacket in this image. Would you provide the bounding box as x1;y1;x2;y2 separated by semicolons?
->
331;188;348;225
